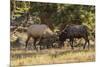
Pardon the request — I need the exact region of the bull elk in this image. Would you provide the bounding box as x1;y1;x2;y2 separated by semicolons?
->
25;24;57;51
58;24;90;49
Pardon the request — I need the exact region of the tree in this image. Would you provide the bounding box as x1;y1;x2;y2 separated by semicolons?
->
11;1;95;33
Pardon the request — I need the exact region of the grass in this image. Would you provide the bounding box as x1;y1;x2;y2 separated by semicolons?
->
10;47;95;67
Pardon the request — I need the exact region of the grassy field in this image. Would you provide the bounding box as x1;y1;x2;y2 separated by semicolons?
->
10;46;95;67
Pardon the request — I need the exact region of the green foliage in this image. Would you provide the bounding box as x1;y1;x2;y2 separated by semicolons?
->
11;0;95;34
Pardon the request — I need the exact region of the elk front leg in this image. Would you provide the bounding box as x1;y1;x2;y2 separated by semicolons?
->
70;38;74;50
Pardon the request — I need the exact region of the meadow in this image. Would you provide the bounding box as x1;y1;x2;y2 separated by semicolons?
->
10;45;95;66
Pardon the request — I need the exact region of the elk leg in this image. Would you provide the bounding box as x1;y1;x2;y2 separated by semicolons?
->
83;38;87;49
70;39;74;50
83;40;87;49
33;38;37;50
37;37;43;50
83;37;89;49
87;39;90;49
86;38;90;49
25;35;31;49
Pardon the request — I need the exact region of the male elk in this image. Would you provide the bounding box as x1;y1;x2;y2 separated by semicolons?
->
25;24;57;51
58;24;90;49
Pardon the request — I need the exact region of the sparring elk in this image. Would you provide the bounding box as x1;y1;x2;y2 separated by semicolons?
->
58;24;90;49
25;24;57;51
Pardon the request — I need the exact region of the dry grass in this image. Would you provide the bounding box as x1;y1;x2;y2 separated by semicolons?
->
10;47;95;67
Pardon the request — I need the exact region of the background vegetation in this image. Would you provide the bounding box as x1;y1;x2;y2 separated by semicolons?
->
11;0;95;32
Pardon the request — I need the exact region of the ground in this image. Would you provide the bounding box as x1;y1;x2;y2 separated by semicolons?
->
10;46;95;67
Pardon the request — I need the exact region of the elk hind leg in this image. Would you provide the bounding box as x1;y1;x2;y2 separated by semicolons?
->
83;37;89;49
25;35;31;49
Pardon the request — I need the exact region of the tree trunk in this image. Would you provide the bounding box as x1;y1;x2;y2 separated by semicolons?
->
11;0;16;19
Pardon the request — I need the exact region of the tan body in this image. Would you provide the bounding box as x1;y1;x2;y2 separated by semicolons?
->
25;24;55;50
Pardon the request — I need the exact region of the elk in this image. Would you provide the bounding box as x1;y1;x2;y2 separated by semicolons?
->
25;24;57;51
58;24;90;49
